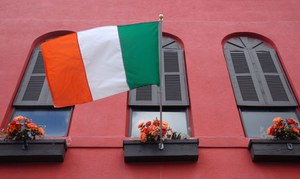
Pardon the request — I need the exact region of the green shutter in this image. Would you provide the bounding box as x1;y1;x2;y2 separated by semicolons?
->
14;46;53;106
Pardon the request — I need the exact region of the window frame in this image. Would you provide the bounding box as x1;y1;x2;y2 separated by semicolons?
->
10;106;73;137
224;38;297;107
239;106;300;137
129;106;191;137
11;40;73;137
224;36;299;138
128;36;190;137
14;46;53;106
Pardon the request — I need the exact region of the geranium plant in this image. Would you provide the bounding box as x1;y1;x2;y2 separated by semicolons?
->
267;117;300;140
1;116;45;141
138;118;182;143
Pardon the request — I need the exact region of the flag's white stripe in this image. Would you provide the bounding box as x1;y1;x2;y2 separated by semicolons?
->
77;26;130;100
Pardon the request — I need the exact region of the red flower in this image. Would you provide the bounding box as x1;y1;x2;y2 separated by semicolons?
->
13;116;25;122
267;117;300;140
38;127;45;135
137;122;144;129
267;127;275;135
153;118;160;126
287;118;298;125
137;118;181;142
146;121;151;127
26;122;37;129
273;117;283;124
149;125;157;132
162;122;168;130
15;123;22;131
292;127;300;134
141;128;150;135
274;123;285;129
7;125;16;134
140;133;147;143
3;116;44;141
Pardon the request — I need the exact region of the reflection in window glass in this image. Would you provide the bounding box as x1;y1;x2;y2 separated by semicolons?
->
130;111;189;137
11;107;72;137
241;109;299;138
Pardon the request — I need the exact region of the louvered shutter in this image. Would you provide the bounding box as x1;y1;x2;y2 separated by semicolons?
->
224;37;298;107
14;46;53;106
129;38;189;106
129;85;159;106
250;44;297;106
224;47;265;106
161;49;189;106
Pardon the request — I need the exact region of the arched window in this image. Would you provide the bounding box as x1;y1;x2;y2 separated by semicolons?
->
224;36;299;137
11;34;73;137
129;36;190;137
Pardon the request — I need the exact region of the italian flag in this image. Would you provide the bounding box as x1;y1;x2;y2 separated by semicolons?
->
41;22;160;107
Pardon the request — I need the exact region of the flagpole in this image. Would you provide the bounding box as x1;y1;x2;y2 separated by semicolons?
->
158;14;164;150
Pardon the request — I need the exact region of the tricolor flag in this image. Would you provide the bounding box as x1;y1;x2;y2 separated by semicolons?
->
41;22;160;107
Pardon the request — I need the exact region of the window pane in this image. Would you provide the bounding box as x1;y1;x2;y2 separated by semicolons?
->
11;107;72;137
130;111;189;137
241;109;299;138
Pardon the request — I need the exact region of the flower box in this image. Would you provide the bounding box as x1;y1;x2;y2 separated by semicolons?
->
248;139;300;162
0;139;67;163
123;139;199;162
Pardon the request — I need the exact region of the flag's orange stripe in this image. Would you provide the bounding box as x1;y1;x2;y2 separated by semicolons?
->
41;33;92;107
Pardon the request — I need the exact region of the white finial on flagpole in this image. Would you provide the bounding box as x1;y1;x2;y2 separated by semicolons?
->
159;14;164;21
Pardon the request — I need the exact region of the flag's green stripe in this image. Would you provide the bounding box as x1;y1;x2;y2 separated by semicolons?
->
117;22;160;89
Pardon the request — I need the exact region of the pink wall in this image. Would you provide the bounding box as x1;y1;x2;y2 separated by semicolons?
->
1;0;300;178
0;149;299;178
